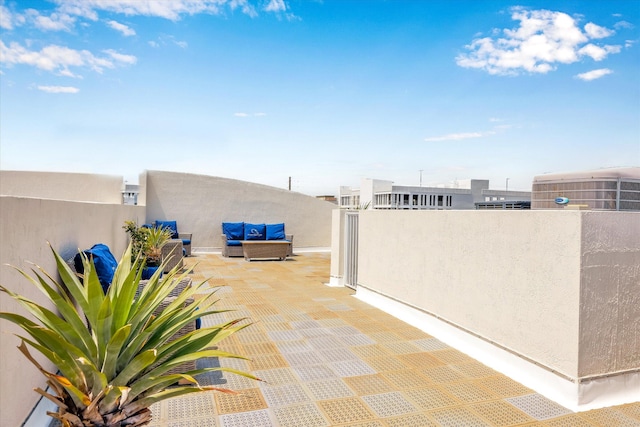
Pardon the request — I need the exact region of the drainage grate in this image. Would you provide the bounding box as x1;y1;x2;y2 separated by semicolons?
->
283;351;325;367
267;330;304;342
381;370;430;390
404;387;460;410
298;328;333;338
411;338;450;352
305;378;355;400
327;304;353;311
249;353;289;370
421;366;468;383
384;413;439;427
452;362;498;379
442;381;498;403
167;392;216;420
344;374;395;395
328;325;362;336
272;403;329;427
428;407;492;427
369;331;403;343
477;375;532;398
338;334;376;346
242;342;278;356
580;406;640;426
318;398;376;424
350;344;391;359
291;320;324;329
254;367;298;386
219;409;274;427
214;388;267;415
506;393;572;420
293;364;337;382
275;340;314;354
471;400;534;426
330;359;376;377
261;383;312;407
361;392;417;418
308;335;347;350
397;352;444;369
365;355;409;372
318;347;358;362
167;417;218;427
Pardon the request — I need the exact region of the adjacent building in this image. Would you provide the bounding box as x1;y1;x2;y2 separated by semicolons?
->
340;178;531;210
532;167;640;211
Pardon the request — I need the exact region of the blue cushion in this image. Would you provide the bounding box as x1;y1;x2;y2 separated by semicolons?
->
266;223;286;240
74;243;117;293
244;223;266;240
227;240;242;246
155;220;179;238
181;239;191;245
222;222;244;240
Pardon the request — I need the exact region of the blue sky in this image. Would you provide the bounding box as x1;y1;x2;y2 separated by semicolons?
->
1;0;638;195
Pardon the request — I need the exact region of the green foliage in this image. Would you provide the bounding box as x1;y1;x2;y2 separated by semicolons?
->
123;221;173;266
0;243;259;426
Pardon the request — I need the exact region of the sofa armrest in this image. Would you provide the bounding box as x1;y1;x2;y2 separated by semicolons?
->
286;234;293;242
178;233;192;240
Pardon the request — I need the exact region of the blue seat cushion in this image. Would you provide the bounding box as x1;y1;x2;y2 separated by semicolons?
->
73;243;117;293
155;220;179;239
222;222;244;240
266;223;286;240
244;223;266;240
227;240;242;246
181;239;191;245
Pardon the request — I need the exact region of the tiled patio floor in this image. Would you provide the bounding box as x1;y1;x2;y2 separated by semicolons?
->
147;252;640;427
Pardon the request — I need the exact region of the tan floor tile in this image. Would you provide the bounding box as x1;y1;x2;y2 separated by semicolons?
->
381;370;431;390
344;374;396;395
214;388;267;414
318;398;376;424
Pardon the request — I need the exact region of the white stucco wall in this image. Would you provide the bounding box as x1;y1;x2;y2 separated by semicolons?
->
351;209;639;384
0;170;125;204
578;212;640;377
142;170;335;250
0;196;143;426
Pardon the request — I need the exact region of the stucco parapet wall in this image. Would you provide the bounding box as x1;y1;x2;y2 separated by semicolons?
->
351;209;639;409
0;170;125;204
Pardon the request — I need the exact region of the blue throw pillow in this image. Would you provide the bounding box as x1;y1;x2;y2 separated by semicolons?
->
266;223;286;240
244;223;266;240
156;220;179;238
222;222;244;240
74;243;117;293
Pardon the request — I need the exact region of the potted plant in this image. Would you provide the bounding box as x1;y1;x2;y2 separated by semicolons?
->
0;243;258;426
123;221;173;279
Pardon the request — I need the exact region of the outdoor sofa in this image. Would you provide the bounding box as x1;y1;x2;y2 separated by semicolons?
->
221;222;293;259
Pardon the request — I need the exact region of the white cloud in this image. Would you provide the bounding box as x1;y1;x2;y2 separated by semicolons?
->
614;21;634;30
37;85;80;93
584;22;614;39
234;112;249;117
0;5;14;30
103;49;137;65
575;68;613;81
52;0;264;21
578;44;621;61
424;132;491;142
264;0;287;13
0;40;136;74
456;8;621;75
27;9;76;31
107;20;136;36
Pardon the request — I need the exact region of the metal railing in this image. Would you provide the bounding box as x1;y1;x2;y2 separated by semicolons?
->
344;211;359;290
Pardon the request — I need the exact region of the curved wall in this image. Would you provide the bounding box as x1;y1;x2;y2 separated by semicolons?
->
142;170;335;250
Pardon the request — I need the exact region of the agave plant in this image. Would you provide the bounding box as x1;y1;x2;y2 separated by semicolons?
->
0;243;258;426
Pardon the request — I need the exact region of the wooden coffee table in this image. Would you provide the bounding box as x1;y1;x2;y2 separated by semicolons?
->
242;241;290;261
